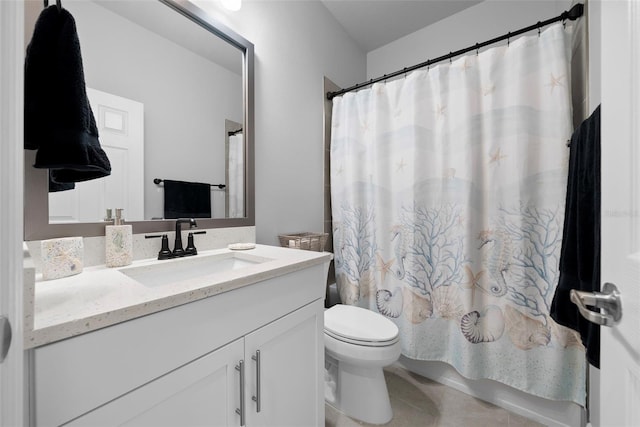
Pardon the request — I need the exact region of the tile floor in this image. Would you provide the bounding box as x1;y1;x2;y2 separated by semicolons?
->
325;364;545;427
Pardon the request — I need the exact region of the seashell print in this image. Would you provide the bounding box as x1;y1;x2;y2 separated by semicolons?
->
504;305;551;350
337;278;359;306
402;288;433;324
548;317;585;349
431;285;465;320
376;287;404;318
460;305;505;344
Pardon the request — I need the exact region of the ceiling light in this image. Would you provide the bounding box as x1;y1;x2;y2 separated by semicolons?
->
220;0;241;11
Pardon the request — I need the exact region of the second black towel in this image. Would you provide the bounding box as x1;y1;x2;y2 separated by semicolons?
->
163;180;212;219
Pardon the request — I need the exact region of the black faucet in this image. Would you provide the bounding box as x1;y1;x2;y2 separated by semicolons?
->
173;218;197;257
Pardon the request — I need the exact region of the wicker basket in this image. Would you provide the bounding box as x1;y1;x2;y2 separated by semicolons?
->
278;232;328;252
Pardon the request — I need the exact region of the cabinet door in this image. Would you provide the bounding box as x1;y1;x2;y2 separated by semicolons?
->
67;338;244;427
245;300;324;427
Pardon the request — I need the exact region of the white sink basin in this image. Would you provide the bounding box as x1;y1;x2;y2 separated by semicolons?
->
119;252;269;288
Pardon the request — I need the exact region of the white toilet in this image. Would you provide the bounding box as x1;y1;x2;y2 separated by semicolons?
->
324;304;402;425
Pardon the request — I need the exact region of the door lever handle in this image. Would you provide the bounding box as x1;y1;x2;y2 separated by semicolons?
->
0;316;11;363
570;282;622;327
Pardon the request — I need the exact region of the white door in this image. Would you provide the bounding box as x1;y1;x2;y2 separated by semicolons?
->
598;1;640;426
0;1;24;426
48;88;144;223
67;338;244;427
245;300;324;427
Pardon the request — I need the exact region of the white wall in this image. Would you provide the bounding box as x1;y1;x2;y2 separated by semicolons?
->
367;0;572;79
192;0;367;245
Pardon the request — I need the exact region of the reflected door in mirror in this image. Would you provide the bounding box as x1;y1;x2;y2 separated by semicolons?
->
49;89;144;223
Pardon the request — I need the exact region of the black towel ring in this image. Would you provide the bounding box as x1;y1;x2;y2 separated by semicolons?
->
43;0;62;11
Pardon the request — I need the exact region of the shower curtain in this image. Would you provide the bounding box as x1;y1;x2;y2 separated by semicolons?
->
228;133;244;218
330;23;585;404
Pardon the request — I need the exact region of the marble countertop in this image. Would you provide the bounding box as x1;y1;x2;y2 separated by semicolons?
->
24;244;332;349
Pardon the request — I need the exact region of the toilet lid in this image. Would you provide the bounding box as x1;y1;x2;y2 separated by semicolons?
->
324;304;399;343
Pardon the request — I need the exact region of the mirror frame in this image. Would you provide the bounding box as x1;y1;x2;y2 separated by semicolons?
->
24;0;255;240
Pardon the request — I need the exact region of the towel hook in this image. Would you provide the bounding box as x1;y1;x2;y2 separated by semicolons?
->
43;0;62;11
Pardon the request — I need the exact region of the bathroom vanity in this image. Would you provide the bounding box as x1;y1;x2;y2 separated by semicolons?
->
24;245;331;426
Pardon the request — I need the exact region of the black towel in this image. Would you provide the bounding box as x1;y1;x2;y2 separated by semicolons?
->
163;180;212;219
550;105;601;368
24;5;111;186
48;170;74;192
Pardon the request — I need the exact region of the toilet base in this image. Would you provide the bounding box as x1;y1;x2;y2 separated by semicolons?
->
331;360;393;425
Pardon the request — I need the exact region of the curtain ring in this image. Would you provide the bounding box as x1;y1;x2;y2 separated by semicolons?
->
507;32;511;46
403;67;407;78
537;21;542;37
449;52;452;64
475;43;479;56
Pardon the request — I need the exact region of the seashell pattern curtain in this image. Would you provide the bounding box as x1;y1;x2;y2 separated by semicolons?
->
330;23;585;404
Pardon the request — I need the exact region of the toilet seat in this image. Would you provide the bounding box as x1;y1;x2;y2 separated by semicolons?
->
324;305;399;347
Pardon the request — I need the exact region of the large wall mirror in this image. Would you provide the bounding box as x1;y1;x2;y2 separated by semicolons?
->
24;0;254;240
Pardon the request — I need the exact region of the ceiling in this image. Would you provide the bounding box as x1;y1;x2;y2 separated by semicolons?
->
321;0;483;52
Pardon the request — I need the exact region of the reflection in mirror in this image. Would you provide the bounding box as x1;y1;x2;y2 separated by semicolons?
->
225;119;244;218
24;0;254;240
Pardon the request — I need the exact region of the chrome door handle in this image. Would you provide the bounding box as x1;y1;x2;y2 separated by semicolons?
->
251;350;261;412
235;360;245;426
0;316;11;363
570;282;622;326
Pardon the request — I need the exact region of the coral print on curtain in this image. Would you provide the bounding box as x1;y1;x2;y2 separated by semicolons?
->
330;23;585;404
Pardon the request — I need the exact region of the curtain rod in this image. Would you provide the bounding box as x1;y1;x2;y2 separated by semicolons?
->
326;3;584;100
228;128;243;136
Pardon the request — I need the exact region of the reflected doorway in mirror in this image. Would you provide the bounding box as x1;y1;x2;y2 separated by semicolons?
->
48;88;144;224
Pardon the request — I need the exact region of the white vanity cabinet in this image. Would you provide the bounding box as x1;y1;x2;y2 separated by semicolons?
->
29;262;326;427
68;338;245;427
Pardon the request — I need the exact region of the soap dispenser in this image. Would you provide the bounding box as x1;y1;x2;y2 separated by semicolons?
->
105;208;133;267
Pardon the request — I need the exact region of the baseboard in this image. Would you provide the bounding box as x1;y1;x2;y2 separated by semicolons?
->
398;356;585;427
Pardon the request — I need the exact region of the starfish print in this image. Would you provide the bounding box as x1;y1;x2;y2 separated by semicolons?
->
460;58;473;72
462;266;487;306
489;147;507;165
396;158;407;172
376;254;395;284
361;121;370;133
435;103;447;118
548;73;565;93
483;83;496;96
335;165;344;175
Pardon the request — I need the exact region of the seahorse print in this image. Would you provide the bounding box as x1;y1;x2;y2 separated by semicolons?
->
477;229;512;297
390;224;411;280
